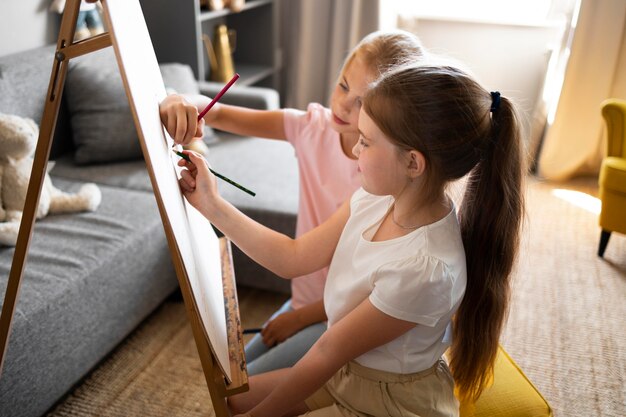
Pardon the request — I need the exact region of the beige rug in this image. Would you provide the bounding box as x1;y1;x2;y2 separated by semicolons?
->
48;288;288;417
500;176;625;417
48;176;626;417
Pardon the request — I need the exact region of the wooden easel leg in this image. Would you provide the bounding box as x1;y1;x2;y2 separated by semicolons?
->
170;243;231;417
0;0;111;375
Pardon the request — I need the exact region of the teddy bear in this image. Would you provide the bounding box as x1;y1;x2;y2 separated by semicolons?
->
50;0;105;42
0;113;102;247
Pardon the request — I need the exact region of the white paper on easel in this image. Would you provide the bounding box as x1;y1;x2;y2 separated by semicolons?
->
101;0;231;382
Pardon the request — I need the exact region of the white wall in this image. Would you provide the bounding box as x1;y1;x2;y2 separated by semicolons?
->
0;0;60;56
398;16;564;140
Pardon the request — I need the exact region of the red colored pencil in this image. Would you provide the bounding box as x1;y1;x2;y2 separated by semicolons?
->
197;73;240;120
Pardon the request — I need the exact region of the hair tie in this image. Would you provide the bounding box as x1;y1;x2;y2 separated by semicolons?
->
490;91;501;112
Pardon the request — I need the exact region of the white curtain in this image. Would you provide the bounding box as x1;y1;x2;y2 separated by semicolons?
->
537;0;626;180
278;0;379;109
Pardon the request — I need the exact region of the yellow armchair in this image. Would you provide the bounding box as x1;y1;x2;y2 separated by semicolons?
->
598;98;626;257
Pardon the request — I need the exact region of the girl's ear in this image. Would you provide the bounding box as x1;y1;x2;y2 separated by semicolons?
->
408;150;427;178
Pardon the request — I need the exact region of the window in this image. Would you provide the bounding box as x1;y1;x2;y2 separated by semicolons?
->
380;0;556;29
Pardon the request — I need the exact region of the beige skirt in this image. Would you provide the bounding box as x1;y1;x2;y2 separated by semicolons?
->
302;359;459;417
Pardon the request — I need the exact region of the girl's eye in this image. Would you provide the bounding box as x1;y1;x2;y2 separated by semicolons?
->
339;83;348;91
359;137;368;147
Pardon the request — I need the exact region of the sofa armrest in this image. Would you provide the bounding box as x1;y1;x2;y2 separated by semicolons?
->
197;81;280;110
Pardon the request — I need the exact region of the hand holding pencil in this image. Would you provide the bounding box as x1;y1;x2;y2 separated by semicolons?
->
159;95;206;146
176;150;225;214
162;74;254;196
159;73;240;145
173;150;255;197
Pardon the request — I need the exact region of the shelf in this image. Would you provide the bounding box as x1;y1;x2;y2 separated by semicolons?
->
141;0;279;91
232;63;276;86
198;0;273;22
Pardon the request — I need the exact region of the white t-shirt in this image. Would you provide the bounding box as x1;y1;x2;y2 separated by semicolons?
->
324;188;467;374
283;103;360;309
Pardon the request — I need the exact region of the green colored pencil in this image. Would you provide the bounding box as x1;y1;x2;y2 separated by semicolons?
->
172;150;256;197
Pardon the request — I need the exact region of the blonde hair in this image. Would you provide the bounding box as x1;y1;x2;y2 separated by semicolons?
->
342;30;425;78
364;64;525;402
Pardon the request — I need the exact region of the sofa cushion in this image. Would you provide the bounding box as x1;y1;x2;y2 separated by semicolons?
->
160;62;200;96
0;46;55;124
0;179;178;417
0;45;73;158
65;48;214;165
65;48;142;164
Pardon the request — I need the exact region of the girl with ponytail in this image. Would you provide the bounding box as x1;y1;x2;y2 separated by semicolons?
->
363;65;525;403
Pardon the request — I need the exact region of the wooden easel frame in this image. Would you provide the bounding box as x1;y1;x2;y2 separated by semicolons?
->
0;1;247;414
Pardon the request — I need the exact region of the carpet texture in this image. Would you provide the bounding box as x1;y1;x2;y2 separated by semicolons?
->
500;177;625;416
48;176;626;416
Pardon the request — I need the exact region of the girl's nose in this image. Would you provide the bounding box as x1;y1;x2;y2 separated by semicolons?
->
340;95;355;112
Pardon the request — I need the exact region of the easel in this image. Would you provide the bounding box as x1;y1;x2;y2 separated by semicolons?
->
0;1;248;415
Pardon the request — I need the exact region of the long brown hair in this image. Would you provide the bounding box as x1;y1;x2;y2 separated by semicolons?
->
364;65;524;402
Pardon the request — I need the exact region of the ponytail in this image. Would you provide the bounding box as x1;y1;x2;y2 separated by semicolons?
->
450;96;525;401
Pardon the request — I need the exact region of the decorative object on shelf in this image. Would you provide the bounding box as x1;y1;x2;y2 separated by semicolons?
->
226;0;245;12
200;0;224;11
202;25;237;83
140;0;278;89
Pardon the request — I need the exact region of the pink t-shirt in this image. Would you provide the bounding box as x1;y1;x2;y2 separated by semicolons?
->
283;103;361;309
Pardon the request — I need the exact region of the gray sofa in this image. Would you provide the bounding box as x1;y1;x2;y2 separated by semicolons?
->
0;44;296;417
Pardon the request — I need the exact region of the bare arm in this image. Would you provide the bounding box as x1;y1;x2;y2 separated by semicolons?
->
249;299;417;417
160;94;286;145
178;151;350;278
208;196;349;278
193;94;286;139
261;300;327;347
291;300;327;328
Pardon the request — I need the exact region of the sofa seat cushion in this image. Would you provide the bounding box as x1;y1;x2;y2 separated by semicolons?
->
51;154;152;191
0;179;178;417
50;133;298;293
205;134;298;216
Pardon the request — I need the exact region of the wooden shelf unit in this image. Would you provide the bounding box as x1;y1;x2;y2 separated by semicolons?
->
140;0;280;89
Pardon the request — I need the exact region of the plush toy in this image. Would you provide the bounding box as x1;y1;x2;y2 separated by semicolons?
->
0;113;102;247
50;0;105;42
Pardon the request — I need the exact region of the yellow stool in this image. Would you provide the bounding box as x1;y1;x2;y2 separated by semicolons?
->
460;346;553;417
